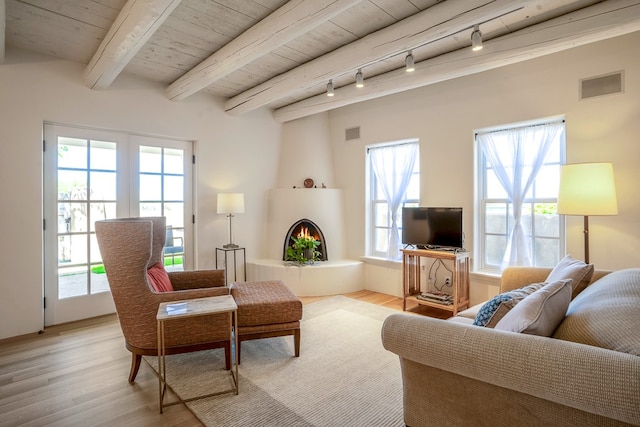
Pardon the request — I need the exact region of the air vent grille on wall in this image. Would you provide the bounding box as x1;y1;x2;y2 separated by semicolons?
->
345;126;360;141
580;72;623;100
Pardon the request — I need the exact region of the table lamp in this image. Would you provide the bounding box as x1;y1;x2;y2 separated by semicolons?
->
557;162;618;264
217;193;245;248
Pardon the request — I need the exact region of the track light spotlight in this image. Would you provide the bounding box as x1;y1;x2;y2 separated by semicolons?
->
471;24;483;51
355;69;364;88
405;52;415;72
327;80;334;96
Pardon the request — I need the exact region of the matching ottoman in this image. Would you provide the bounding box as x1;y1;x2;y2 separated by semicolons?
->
230;280;303;362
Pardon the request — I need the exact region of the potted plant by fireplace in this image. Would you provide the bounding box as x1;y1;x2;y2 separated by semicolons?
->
285;232;321;264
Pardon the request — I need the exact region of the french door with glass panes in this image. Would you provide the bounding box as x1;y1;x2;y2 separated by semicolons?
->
43;123;193;326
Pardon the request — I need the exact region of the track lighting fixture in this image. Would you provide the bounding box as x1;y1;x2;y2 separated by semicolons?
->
327;80;334;96
355;69;364;88
471;24;483;51
405;52;415;72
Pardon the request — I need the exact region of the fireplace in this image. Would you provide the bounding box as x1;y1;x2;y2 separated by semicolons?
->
283;218;328;261
247;188;363;297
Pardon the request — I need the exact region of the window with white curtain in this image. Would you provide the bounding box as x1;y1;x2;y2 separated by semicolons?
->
367;140;419;259
476;118;566;273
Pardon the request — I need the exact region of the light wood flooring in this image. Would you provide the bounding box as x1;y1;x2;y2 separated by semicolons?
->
0;290;447;426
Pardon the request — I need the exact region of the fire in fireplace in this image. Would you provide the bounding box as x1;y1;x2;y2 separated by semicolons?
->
283;219;328;261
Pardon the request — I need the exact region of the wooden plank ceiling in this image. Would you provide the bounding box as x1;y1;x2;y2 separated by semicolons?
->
4;0;640;122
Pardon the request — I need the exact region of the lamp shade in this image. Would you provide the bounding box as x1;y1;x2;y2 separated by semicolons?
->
217;193;245;214
557;162;618;216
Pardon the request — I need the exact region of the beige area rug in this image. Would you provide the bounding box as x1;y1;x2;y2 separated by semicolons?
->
145;295;405;426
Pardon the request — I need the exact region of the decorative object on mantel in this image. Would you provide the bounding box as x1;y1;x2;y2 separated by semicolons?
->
293;178;322;189
217;193;245;249
285;228;321;265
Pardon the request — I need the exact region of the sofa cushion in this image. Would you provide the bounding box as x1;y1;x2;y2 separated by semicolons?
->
473;282;545;327
447;316;474;325
553;268;640;356
545;254;594;299
494;279;572;336
473;293;513;327
146;262;174;292
456;302;484;320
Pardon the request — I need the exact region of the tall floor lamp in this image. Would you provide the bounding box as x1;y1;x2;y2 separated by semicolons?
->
557;162;618;264
217;193;245;248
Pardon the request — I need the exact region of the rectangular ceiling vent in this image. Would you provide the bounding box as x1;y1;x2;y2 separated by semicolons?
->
345;126;360;141
580;71;623;100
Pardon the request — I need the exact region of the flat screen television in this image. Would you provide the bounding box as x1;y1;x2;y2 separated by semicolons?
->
401;207;463;249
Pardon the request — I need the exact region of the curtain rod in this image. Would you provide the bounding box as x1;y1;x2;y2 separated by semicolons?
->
475;118;565;137
367;139;418;153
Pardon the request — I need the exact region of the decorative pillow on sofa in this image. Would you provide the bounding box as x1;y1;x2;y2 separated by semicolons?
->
494;279;572;336
147;262;174;292
473;282;545;327
545;254;594;299
553;268;640;357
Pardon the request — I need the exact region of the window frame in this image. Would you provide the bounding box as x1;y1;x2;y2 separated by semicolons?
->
366;139;420;259
475;118;566;274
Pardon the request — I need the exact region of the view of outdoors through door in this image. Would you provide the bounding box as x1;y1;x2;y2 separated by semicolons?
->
43;124;193;326
56;136;116;299
138;144;186;272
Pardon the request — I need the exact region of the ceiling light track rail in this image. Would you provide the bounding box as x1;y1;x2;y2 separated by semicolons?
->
225;0;534;115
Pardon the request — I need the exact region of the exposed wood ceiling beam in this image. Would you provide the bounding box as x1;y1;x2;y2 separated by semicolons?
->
166;0;363;102
224;0;531;116
273;0;640;123
0;0;5;64
83;0;182;90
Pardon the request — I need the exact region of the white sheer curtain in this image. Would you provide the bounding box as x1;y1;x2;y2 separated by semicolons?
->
370;143;418;259
478;122;564;268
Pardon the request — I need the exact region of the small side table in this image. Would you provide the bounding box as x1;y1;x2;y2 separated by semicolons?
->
216;247;246;285
156;295;238;413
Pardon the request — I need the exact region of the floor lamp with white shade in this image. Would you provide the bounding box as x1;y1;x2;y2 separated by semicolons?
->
557;162;618;264
217;193;245;248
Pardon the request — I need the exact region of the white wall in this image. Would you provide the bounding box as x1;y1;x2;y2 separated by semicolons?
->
278;113;334;189
0;48;281;339
327;32;640;298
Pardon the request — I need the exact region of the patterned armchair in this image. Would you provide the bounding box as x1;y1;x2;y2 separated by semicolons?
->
95;217;231;383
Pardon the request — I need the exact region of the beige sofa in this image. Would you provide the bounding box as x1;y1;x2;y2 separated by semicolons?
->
382;266;640;427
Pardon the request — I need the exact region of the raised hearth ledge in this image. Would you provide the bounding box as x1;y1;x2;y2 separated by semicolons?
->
247;259;364;296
